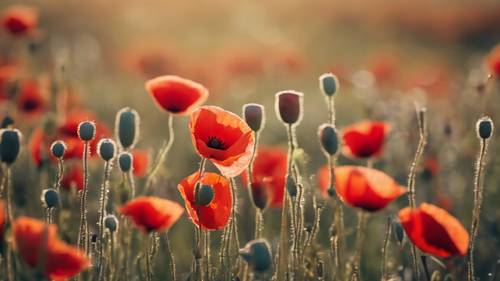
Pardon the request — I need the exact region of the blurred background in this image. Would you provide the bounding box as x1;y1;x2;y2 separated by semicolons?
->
1;0;500;279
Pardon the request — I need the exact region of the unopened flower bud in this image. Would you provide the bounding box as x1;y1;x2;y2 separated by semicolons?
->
1;115;14;128
195;184;214;206
243;103;265;132
77;121;96;141
476;116;493;139
239;239;272;273
392;218;405;246
250;182;269;210
0;129;21;165
50;140;66;159
275;90;303;125
318;123;339;155
97;138;116;161
319;73;339;97
42;188;60;209
104;214;119;232
118;152;133;172
116;107;140;149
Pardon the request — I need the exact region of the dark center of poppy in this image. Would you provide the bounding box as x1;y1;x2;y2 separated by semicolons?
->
22;99;41;112
206;136;225;150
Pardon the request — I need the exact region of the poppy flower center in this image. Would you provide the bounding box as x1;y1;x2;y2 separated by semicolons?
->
206;136;225;150
22;99;41;111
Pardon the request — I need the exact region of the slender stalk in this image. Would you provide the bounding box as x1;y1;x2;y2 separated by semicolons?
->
2;165;14;281
204;230;211;281
97;160;112;280
328;96;335;125
145;233;153;281
351;211;367;279
381;217;392;280
229;178;241;275
194;158;206;281
467;138;489;281
165;233;177;281
145;114;174;192
55;159;64;191
78;141;90;254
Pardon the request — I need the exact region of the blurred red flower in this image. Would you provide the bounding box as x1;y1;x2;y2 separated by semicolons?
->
486;44;500;77
189;106;254;177
317;165;331;199
178;172;232;230
242;147;287;208
365;52;399;86
17;78;47;117
145;75;208;115
398;203;469;257
61;162;84;191
13;217;90;281
334;166;405;211
1;5;37;37
342;120;390;159
122;47;179;78
132;149;149;177
119;196;184;233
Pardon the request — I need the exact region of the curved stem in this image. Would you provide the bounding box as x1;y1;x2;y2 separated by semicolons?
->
78;141;90;255
381;217;392;280
351;211;367;280
97;160;111;280
145;233;153;281
165;232;177;281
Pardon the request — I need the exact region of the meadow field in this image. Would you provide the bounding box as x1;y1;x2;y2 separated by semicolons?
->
0;1;500;280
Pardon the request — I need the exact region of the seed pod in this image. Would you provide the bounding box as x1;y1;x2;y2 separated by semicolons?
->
476;116;493;139
41;188;60;209
319;73;339;97
77;121;96;141
239;239;272;273
1;115;14;128
275;90;303;125
115;107;140;149
118;152;133;172
195;184;214;206
243;103;265;132
0;129;21;165
286;175;297;197
50;140;66;159
104;214;119;232
318;123;339;155
250;182;269;210
97;138;116;161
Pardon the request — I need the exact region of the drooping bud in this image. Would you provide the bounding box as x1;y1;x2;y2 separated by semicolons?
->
319;73;339;97
318;123;339;155
275;90;303;125
1;116;14;128
104;214;119;232
97;138;116;161
250;182;269;210
195;184;215;206
239;239;272;273
243;103;265;132
115;107;140;149
0;129;21;165
118;152;133;173
286;175;297;197
41;188;60;209
50;140;66;159
77;121;96;141
476;116;493;139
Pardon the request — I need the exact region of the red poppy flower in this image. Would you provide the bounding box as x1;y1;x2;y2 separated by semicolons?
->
335;166;406;212
17;78;47;117
178;172;232;230
132;149;149;177
242;147;287;208
28;128;86;167
317;165;331;199
61;163;84;191
12;217;90;280
486;44;500;77
342;120;390;159
119;196;184;233
189;106;254;177
365;52;399;86
422;155;440;180
122;47;179;78
1;5;37;36
28;128;46;167
145;75;208;115
398;203;469;257
0;200;5;239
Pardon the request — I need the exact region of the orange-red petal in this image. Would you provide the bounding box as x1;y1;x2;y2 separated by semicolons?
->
342;120;390;159
132;149;149;177
178;172;232;230
398;203;469;257
1;5;37;36
61;162;84;191
486;44;500;77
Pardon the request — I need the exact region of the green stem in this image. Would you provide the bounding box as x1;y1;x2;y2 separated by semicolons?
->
78;141;90;255
165;233;177;281
145;233;153;281
381;217;392;280
352;211;367;280
97;160;112;280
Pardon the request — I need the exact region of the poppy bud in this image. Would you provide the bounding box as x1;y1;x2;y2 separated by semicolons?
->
0;129;21;165
77;121;96;141
239;239;272;273
476;116;493;139
1;115;14;128
118;152;133;173
97;138;116;161
392;218;405;246
319;73;339;97
115;107;140;149
286;175;297;197
104;214;119;232
327;187;336;198
250;182;269;210
90;233;97;243
195;184;214;206
243;103;265;132
318;123;339;155
50;140;66;159
275;90;303;125
41;188;59;209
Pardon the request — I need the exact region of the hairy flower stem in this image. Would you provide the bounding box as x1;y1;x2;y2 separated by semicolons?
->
204;230;211;281
78;141;90;255
164;233;177;281
55;159;64;191
406;107;427;281
230;178;241;275
351;211;367;280
97;160;112;281
328;96;335;125
381;217;392;280
193;158;206;281
467;138;489;281
1;165;14;281
145;233;153;281
145;113;174;192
